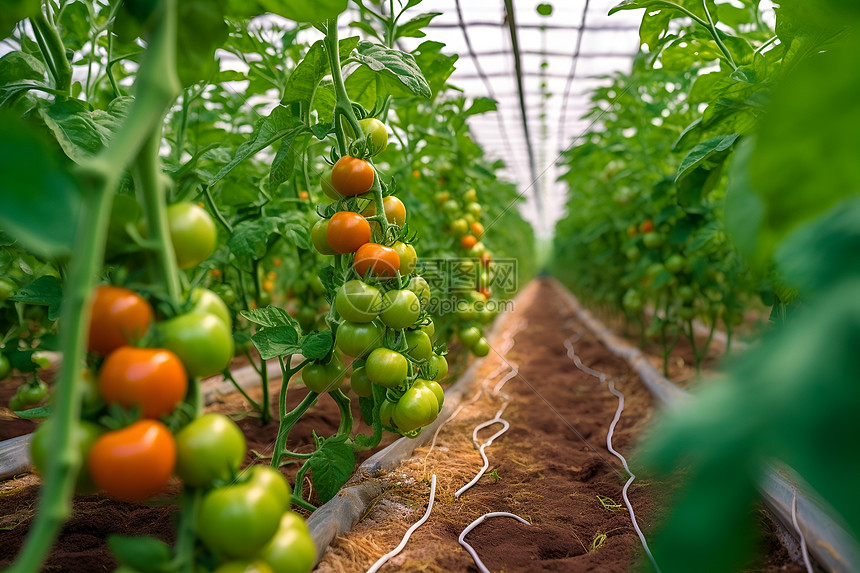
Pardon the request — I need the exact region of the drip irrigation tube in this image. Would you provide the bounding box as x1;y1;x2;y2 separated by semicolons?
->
458;512;531;573
550;277;860;573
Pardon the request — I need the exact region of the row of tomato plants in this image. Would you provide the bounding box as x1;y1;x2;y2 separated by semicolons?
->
551;2;860;572
0;1;533;572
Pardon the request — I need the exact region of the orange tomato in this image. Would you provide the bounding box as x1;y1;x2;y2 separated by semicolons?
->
326;212;371;254
88;286;153;356
470;222;484;238
639;220;654;234
461;235;478;250
354;243;400;278
262;280;275;293
298;190;309;200
88;420;176;502
480;251;492;268
361;196;406;227
273;258;282;267
99;347;187;418
331;156;374;196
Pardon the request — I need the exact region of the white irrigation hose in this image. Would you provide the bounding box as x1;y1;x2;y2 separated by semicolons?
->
454;419;510;498
792;489;815;573
365;474;438;573
564;338;662;573
458;512;531;573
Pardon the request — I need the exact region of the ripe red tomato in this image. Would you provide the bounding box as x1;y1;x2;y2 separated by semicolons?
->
88;286;153;355
354;243;400;278
361;196;406;227
258;511;317;573
167;203;218;269
159;312;234;378
331;156;374;196
174;413;246;488
639;220;654;234
326;212;371;254
99;347;187;418
88;420;176;502
461;235;478;250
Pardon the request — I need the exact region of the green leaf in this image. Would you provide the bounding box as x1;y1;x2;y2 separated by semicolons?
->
58;1;91;52
463;97;497;117
176;0;229;86
269;133;309;189
344;65;381;111
352;41;431;99
279;211;312;251
0;51;46;86
282;37;359;106
226;217;280;271
13;405;51;419
412;41;457;97
724;137;765;263
0;0;40;38
250;325;302;359
358;395;374;426
349;21;382;41
241;305;300;329
107;535;172;573
308;437;355;503
10;276;63;320
675;133;739;182
301;330;333;360
259;0;347;23
396;12;441;39
210;105;306;186
0;113;80;259
37;97;133;164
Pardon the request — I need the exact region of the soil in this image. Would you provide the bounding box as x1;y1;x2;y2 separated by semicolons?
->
314;279;805;573
0;279;804;573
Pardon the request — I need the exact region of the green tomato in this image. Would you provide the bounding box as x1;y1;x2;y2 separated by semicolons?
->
379;290;421;329
365;348;408;389
8;394;24;412
214;561;275;573
458;326;481;349
311;219;336;255
642;232;665;249
622;289;643;312
450;218;469;236
379;400;397;427
665;254;685;274
350;366;373;397
0;278;17;301
258;511;316;573
357;118;388;155
442;200;460;216
463;188;478;203
309;274;326;295
405;330;432;361
210;282;237;306
458;303;478;321
393;384;438;432
336;321;384;358
17;379;49;406
407;277;431;309
31;419;103;493
175;413;247;488
677;306;696;321
192;288;232;328
302;354;347;393
79;368;104;414
160;312;234;378
414;379;444;413
625;246;641;262
419;319;435;337
335;280;382;323
321;168;341;201
465;202;482;218
472;338;490;357
392;242;417;275
678;285;695;302
167;203;218;269
244;465;291;512
296;305;317;331
427;354;448;381
197;483;282;558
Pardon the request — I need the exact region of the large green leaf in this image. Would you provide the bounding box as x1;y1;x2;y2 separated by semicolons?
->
309;436;355;503
675;133;739;182
176;0;229;86
412;41;457;97
282;37;359;106
37;97;132;164
259;0;347;23
352;41;431;99
0;51;45;86
0;0;40;38
0;113;80;259
396;12;442;39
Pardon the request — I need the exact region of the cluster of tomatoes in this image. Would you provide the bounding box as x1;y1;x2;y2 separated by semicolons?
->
308;118;448;434
434;187;495;355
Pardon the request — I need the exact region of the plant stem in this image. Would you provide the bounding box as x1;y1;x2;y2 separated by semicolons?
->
331;388;353;439
222;368;261;411
7;3;180;570
701;0;737;69
171;490;202;573
31;11;72;94
271;391;319;469
324;18;363;156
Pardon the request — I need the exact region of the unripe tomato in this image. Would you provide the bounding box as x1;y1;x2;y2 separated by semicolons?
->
625;246;641;261
465;202;482;218
365;348;408;388
336;321;384;358
88;420;176;502
214;561;275;573
354;243;400;278
420;318;435;337
302;354;347;393
379;289;421;329
88;286;153;355
335;280;382;323
0;278;17;301
472;337;490;357
312;219;337;255
464;188;478;203
678;285;695;302
327;212;371;254
391;242;417;275
379;399;397;427
174;413;246;488
459;326;481;348
665;254;685;274
244;465;292;512
405;330;433;361
32;419;103;493
191;288;232;328
642;232;665;249
393;384;438;432
321;168;342;200
434;191;450;205
357;117;388;155
350;366;372;397
407;277;431;308
626;225;638;238
99;347;187;418
331;156;374;196
450;218;469;236
160;313;234;378
210;282;237;306
167;203;218;268
361;196;406;227
258;511;316;573
622;289;643;312
427;354;448;381
0;354;11;381
414;379;444;413
197;483;282;558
